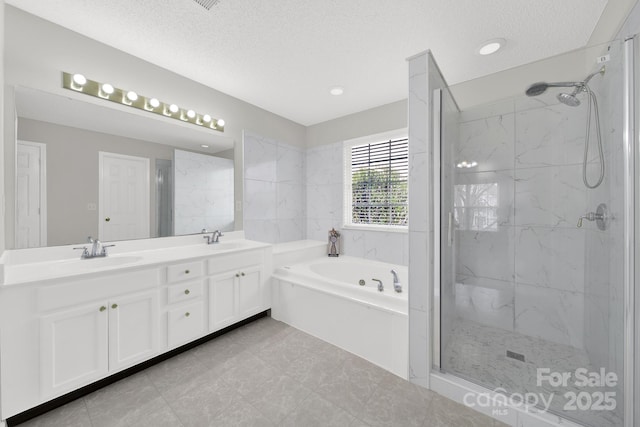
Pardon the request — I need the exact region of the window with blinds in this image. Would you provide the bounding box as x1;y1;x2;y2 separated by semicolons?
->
347;137;409;227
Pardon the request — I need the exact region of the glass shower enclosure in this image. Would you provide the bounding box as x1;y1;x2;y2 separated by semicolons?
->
436;39;628;427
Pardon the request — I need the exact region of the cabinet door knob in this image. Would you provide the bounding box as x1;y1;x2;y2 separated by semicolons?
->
185;312;190;317
99;306;106;312
185;269;190;274
105;217;111;222
241;272;245;276
184;289;190;295
111;303;118;309
235;273;240;277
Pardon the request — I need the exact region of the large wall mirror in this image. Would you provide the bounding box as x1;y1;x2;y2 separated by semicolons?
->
12;86;236;249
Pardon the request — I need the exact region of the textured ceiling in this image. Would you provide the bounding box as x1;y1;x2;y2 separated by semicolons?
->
7;0;611;125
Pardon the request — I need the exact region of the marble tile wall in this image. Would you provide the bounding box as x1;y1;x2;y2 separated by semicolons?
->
305;142;409;266
454;98;593;350
243;131;305;244
453;56;624;364
174;149;234;235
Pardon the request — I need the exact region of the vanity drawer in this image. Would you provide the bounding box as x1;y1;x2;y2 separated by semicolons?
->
167;301;205;348
167;280;203;305
167;261;204;283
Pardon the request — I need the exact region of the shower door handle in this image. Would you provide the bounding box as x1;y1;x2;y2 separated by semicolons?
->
447;211;454;247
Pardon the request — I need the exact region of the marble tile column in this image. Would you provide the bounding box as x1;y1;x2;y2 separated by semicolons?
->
406;50;447;387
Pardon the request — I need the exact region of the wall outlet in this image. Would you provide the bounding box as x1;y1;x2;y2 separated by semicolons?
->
87;203;97;211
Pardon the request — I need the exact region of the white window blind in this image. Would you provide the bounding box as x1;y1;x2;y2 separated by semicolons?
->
348;137;408;227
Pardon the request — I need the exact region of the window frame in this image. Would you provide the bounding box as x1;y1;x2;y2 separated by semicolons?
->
343;129;409;233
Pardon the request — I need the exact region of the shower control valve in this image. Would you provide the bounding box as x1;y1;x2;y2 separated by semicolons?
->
577;203;609;230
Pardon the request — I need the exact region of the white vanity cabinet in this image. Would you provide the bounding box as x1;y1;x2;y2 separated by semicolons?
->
40;301;109;398
164;260;207;349
208;250;269;332
0;239;272;421
40;289;159;398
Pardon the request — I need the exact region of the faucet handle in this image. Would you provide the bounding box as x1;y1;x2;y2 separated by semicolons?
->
101;244;115;256
73;247;90;258
87;236;95;243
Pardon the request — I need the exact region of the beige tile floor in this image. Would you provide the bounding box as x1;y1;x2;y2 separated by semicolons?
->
17;316;505;427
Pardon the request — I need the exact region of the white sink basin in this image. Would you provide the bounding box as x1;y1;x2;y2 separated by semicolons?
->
60;256;143;270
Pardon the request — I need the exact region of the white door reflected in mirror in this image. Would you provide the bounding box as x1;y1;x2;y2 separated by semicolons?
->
99;152;150;242
16;141;47;248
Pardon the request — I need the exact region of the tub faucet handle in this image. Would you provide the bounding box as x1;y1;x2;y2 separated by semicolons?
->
372;278;383;292
390;269;402;293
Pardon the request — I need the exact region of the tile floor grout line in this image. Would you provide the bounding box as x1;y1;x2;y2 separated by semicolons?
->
145;370;186;427
81;397;96;427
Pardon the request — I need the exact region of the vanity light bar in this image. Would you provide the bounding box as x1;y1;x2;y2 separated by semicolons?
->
62;72;225;132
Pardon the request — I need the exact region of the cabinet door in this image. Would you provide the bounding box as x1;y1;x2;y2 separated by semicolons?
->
209;272;238;331
108;290;159;372
40;302;109;398
167;301;206;348
238;265;263;318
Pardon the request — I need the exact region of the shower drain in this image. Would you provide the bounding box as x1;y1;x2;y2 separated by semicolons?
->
506;350;525;362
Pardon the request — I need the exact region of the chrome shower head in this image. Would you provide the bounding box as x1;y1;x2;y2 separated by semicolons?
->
525;81;581;97
557;90;582;107
525;83;550;97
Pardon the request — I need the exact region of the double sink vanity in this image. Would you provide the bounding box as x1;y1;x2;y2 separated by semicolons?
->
0;232;274;421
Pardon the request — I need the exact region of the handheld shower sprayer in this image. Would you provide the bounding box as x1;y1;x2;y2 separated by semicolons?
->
524;66;606;189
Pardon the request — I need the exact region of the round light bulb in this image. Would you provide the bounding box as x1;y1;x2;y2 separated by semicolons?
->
202;114;212;123
126;91;138;101
149;98;160;108
101;83;114;94
169;104;179;113
72;74;87;86
217;119;225;127
187;109;196;119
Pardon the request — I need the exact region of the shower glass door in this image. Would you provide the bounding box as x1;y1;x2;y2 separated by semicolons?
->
438;39;626;427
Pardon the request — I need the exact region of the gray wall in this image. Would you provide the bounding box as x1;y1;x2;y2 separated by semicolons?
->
306;100;406;148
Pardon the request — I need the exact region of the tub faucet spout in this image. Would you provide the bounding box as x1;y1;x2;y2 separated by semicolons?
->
372;279;383;292
391;269;402;293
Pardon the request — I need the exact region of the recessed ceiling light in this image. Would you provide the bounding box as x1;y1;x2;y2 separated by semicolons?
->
329;86;344;96
201;144;209;148
477;39;505;56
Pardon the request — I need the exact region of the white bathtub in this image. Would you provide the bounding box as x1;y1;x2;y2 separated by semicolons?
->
271;255;408;378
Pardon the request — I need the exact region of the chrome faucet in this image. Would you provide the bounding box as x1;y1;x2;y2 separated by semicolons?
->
203;230;224;244
391;269;402;293
372;278;383;292
73;236;115;259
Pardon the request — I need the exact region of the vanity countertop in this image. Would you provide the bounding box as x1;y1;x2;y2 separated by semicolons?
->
0;236;271;286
